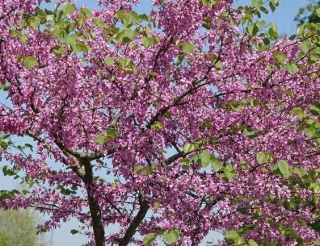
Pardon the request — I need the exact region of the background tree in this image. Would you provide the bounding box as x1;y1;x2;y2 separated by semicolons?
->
0;232;9;246
0;0;320;245
0;209;47;246
295;0;320;25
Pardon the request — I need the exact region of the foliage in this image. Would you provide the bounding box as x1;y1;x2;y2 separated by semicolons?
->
0;233;9;246
0;209;46;246
0;0;319;245
295;0;320;25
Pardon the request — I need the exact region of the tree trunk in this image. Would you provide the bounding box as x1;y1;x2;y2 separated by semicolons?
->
87;187;105;246
82;159;105;246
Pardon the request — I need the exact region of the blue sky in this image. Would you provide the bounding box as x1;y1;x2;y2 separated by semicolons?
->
0;0;311;245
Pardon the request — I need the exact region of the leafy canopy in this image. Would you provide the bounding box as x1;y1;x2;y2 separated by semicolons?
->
0;0;319;245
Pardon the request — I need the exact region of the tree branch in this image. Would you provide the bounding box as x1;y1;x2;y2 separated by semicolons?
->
119;194;149;246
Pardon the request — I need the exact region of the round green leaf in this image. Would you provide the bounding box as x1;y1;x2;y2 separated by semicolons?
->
287;61;298;74
104;57;115;66
277;160;291;178
162;229;180;244
182;42;195;54
248;239;259;246
183;143;194;153
200;150;211;167
257;152;269;164
225;230;240;240
143;233;158;245
211;157;222;172
24;56;37;68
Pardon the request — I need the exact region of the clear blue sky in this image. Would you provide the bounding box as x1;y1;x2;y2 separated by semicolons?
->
0;0;311;245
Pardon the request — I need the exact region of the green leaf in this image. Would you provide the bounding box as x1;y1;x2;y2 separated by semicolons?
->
215;60;223;70
314;239;320;245
247;23;259;36
162;229;180;244
104;57;115;66
94;135;106;144
119;57;131;68
292;167;307;178
62;3;76;16
243;127;257;138
228;100;243;112
66;34;78;45
0;190;20;201
274;51;286;63
27;16;41;29
316;8;320;18
260;6;268;14
248;239;259;246
149;71;158;76
133;165;144;174
268;25;278;40
0;83;9;91
181;158;191;164
200;150;211;167
94;18;108;29
51;45;65;56
306;124;316;138
70;229;78;235
211;156;222;172
277;160;291;178
256;20;266;29
310;182;320;193
151;121;164;130
225;230;240;240
257;152;269;164
142;37;151;47
251;0;263;8
2;166;16;176
106;128;119;140
117;11;140;28
291;107;305;120
287;61;298;74
19;34;28;43
123;28;139;42
71;43;89;53
269;1;276;12
143;233;158;245
24;56;37;68
182;42;195;54
222;169;236;180
139;13;150;22
310;101;320;116
235;236;245;245
240;162;250;169
80;7;92;19
183;143;195;153
142;37;159;48
263;37;270;45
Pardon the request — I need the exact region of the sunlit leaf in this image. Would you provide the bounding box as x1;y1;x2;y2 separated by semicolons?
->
182;42;195;54
257;152;269;164
162;229;180;244
277;160;291;178
183;143;194;153
287;61;298;74
24;56;37;68
104;57;115;66
200;150;211;167
143;233;158;245
225;230;240;240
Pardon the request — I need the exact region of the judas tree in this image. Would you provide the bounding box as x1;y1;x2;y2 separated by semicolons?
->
0;0;320;245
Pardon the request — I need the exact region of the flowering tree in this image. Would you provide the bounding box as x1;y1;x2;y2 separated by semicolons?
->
0;0;320;245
